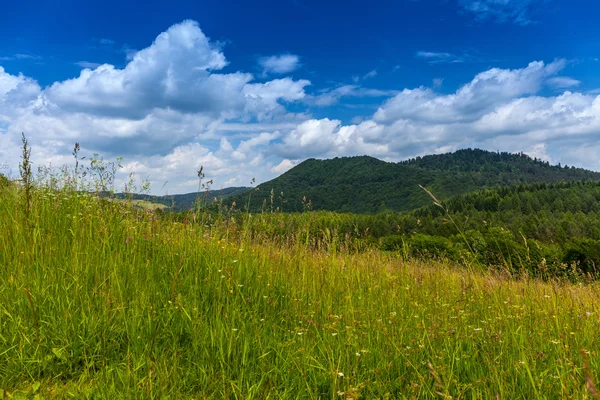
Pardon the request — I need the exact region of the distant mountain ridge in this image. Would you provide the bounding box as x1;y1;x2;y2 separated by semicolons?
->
225;149;600;213
113;187;249;211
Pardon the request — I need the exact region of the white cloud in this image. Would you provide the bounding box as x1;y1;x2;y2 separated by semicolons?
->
0;66;41;109
363;69;377;79
374;60;566;124
458;0;543;26
258;54;301;75
276;118;388;159
75;61;103;69
524;143;551;162
243;78;310;119
0;54;42;61
0;21;312;193
416;51;464;64
546;76;581;89
432;78;444;88
15;54;41;60
271;159;297;174
309;85;399;107
46;20;254;119
273;60;600;175
2;19;600;197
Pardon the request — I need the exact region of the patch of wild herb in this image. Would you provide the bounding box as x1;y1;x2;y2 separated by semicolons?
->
1;139;599;398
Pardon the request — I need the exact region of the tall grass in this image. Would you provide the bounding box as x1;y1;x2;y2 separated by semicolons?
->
1;167;600;398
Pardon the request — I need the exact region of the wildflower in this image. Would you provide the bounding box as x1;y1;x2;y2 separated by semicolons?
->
332;332;338;336
232;328;238;331
338;372;344;377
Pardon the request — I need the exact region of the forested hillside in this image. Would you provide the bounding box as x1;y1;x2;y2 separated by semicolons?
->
230;179;600;275
227;149;600;213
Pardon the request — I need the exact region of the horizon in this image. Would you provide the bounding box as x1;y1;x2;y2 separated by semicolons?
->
119;148;594;197
2;0;600;195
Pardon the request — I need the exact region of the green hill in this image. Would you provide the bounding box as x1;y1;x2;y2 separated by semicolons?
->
228;149;600;213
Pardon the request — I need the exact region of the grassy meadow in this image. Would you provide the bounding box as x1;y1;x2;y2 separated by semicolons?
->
1;168;600;398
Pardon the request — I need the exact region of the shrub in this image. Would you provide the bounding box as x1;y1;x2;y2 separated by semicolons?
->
407;234;453;258
0;173;10;189
563;238;600;274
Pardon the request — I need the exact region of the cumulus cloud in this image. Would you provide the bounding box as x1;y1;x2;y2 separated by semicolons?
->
0;66;41;110
0;21;314;193
272;60;600;173
258;54;301;75
243;78;310;119
276;118;388;159
1;18;599;196
374;60;566;124
45;20;255;119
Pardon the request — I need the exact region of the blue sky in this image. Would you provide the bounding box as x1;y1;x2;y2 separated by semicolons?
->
1;0;600;193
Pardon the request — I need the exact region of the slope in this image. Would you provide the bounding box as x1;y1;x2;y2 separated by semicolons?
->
228;149;600;213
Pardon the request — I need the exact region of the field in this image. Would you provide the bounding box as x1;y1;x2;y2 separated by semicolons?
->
1;179;600;399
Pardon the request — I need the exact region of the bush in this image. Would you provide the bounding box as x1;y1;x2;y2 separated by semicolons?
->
407;234;453;258
0;173;11;189
563;238;600;274
379;234;406;251
481;227;526;270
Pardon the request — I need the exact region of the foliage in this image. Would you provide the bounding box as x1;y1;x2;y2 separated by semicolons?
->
0;173;10;189
110;187;250;211
218;180;600;277
2;178;600;398
226;149;600;213
3;144;600;397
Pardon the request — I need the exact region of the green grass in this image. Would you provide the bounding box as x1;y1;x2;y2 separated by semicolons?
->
1;183;600;399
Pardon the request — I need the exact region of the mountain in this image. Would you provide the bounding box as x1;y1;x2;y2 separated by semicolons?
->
113;187;249;211
226;149;600;213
